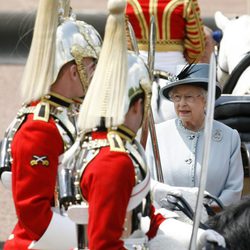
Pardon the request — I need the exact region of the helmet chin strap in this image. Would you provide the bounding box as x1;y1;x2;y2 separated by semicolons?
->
71;46;90;95
78;66;89;96
80;60;97;94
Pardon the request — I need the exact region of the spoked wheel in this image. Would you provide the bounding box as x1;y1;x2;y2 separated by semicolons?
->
223;51;250;93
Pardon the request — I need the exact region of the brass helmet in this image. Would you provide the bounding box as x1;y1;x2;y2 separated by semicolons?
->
77;0;151;133
21;0;101;104
125;52;151;124
55;18;101;94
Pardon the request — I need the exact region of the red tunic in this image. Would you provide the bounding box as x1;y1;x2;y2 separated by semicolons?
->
80;130;165;250
126;0;205;62
4;106;64;250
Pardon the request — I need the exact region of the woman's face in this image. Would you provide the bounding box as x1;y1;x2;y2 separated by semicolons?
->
170;85;206;131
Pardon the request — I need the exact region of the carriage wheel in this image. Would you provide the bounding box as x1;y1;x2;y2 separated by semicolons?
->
223;51;250;94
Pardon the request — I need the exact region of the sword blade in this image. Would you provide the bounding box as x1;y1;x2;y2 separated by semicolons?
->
148;107;164;182
148;15;156;82
147;15;164;182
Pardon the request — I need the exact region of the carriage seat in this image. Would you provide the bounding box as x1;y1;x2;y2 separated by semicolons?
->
214;94;250;177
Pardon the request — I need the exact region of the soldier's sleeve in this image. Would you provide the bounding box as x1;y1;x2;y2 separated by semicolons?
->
81;148;135;250
11;116;64;240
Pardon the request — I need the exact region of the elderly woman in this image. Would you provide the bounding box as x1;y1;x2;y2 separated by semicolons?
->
146;63;244;208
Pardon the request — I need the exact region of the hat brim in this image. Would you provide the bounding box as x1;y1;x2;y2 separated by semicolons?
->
161;78;222;101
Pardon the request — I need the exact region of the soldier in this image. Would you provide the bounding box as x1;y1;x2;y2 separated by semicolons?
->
1;0;101;249
125;0;206;70
66;0;225;249
126;0;206;123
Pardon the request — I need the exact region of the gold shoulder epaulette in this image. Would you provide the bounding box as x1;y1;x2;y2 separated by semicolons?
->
33;102;50;122
107;131;126;153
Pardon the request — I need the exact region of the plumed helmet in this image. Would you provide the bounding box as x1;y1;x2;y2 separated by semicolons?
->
55;18;101;93
77;0;151;133
21;0;101;104
125;52;151;123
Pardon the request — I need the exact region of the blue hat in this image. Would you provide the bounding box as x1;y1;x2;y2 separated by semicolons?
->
161;64;222;100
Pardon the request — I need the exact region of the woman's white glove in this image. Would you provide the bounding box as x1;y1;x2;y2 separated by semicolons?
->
151;180;210;223
151;179;182;208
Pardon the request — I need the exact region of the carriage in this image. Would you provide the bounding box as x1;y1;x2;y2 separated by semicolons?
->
213;11;250;197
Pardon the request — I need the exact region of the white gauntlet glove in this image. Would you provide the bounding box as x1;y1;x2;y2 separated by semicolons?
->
149;218;226;250
29;211;77;250
198;229;226;249
1;171;12;190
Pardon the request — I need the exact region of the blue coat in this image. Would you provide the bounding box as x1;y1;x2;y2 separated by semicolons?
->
146;118;244;206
